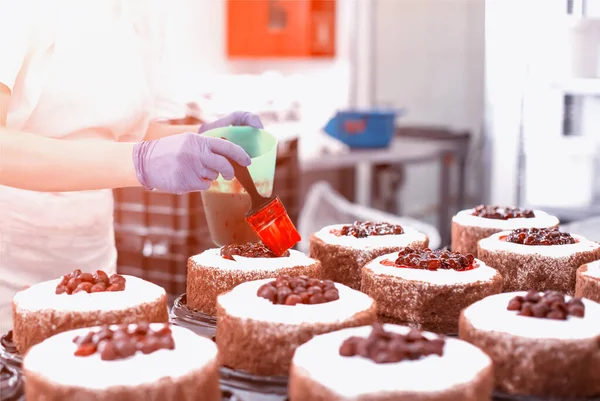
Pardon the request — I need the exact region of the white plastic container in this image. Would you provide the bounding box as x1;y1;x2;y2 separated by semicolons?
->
567;17;600;78
524;137;597;208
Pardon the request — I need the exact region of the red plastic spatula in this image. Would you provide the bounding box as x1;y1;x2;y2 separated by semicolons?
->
227;158;301;256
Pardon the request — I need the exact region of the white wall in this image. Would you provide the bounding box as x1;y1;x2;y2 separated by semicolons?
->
373;0;485;219
157;0;355;116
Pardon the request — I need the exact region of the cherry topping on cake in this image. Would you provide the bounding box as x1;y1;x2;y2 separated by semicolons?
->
506;228;576;246
339;323;445;364
472;205;535;220
73;323;175;361
257;275;339;305
507;290;585;320
55;269;126;295
333;221;404;238
221;242;290;260
382;247;476;271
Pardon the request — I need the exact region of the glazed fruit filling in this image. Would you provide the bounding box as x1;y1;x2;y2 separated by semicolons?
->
56;269;126;295
339;323;445;364
332;221;404;238
507;290;585;320
73;323;175;361
382;247;476;271
221;242;290;260
257;274;339;305
471;205;535;220
506;228;576;246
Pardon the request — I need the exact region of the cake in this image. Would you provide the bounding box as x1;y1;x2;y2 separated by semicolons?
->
12;269;168;354
309;221;429;290
459;291;600;398
477;228;600;294
186;242;321;316
361;247;502;334
576;260;600;303
215;274;376;376
23;323;221;401
289;323;493;401
451;205;559;256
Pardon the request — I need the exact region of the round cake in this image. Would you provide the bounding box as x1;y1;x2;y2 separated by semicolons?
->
186;242;321;316
362;247;502;334
451;205;559;256
477;228;600;294
309;221;429;290
23;323;220;401
215;275;377;376
12;269;168;354
289;323;493;401
576;260;600;303
459;291;600;398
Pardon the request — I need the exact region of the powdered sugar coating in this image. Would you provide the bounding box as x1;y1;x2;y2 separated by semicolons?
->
13;275;165;313
364;254;498;286
23;324;216;389
462;292;600;340
217;279;374;324
581;261;600;278
478;232;599;258
189;248;316;271
453;209;558;230
292;324;491;397
314;224;427;251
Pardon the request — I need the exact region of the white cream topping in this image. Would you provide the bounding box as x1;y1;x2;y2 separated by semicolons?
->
364;254;499;286
23;324;217;389
13;275;165;313
217;279;374;324
292;324;491;397
314;224;427;251
581;260;600;278
189;248;316;271
462;292;600;340
452;208;559;230
478;232;599;258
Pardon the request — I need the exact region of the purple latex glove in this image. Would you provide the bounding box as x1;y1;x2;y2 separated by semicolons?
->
133;133;251;194
198;111;264;134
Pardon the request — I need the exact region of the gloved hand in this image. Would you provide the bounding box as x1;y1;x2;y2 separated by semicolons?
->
198;111;264;134
133;132;251;194
133;111;263;194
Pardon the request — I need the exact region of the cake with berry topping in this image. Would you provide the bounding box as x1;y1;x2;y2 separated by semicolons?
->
459;291;600;398
11;269;168;354
187;242;321;316
576;260;600;303
23;323;220;401
451;205;559;256
215;275;376;376
362;247;502;334
289;323;493;401
310;221;429;290
477;228;600;294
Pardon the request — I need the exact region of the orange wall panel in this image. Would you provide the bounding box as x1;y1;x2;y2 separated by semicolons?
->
227;0;336;58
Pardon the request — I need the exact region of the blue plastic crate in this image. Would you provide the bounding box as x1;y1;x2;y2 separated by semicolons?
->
324;108;404;149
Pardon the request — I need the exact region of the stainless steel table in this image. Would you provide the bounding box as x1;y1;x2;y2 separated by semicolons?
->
300;134;470;246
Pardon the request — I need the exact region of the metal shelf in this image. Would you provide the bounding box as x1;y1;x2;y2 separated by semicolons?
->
552;78;600;96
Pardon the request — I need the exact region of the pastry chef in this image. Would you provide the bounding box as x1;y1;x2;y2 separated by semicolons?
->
0;0;262;331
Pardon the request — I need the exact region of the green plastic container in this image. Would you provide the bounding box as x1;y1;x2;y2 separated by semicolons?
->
200;127;278;246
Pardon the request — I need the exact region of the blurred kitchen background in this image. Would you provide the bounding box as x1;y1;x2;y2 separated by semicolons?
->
114;0;600;296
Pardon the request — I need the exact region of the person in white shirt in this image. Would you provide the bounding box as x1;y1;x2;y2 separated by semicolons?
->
0;1;263;331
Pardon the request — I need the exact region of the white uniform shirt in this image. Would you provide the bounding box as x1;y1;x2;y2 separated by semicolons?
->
0;0;167;331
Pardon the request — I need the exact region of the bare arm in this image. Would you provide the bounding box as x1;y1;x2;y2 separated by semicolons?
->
0;83;141;192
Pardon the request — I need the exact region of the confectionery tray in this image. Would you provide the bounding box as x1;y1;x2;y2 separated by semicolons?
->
3;325;599;401
170;293;217;339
